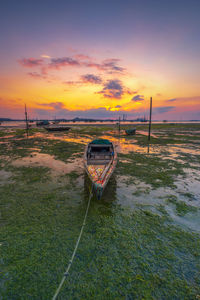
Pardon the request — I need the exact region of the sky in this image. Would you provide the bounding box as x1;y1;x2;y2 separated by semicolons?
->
0;0;200;120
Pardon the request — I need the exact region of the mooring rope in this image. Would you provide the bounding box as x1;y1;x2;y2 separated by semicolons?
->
52;186;93;300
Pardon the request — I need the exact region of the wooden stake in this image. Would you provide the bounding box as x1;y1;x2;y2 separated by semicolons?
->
148;97;152;141
25;104;29;138
118;116;121;134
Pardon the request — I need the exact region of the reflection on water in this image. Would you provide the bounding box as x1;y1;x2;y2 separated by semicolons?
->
101;134;149;154
137;130;158;138
30;131;150;154
31;132;92;145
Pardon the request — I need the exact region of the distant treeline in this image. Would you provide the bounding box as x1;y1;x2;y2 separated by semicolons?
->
0;117;147;122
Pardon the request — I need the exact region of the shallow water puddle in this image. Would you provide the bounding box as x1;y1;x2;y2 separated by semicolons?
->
0;170;13;185
12;152;83;177
137;130;158;138
175;169;200;204
169;145;200;156
116;168;200;232
165;205;200;233
31;131;92;144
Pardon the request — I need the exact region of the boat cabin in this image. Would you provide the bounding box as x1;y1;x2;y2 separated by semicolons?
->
87;140;114;165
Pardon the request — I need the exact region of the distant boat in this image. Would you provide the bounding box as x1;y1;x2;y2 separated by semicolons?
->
44;126;71;132
36;120;49;126
125;128;136;135
52;120;60;124
84;139;117;199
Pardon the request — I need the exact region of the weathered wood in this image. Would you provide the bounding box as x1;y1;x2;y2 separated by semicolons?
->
44;126;70;132
25;104;29;138
148;97;152;141
84;139;117;199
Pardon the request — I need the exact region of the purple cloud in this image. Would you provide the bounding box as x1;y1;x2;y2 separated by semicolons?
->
155;106;175;113
28;72;46;79
81;74;102;84
49;57;80;69
98;79;124;99
132;94;144;101
74;54;91;60
100;59;125;73
19;55;126;76
18;58;44;67
85;59;125;73
166;98;176;102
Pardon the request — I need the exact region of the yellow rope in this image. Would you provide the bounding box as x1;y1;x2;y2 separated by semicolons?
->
52;186;93;300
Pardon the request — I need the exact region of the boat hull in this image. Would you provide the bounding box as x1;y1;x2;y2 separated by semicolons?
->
84;139;117;199
125;128;136;135
44;127;71;132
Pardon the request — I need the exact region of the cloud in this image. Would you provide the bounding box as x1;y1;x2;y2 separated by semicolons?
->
41;54;51;59
18;58;44;67
85;58;125;73
155;106;175;113
100;59;125;73
49;57;80;69
33;106;140;119
19;54;126;76
27;72;46;79
63;81;79;86
37;102;65;110
97;79;125;99
74;54;91;60
81;74;102;84
115;105;122;108
132;94;144;101
166;98;176;102
34;109;50;116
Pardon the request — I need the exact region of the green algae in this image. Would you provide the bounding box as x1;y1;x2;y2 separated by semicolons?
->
0;124;200;299
40;139;83;162
166;196;198;216
118;152;187;188
1;183;200;299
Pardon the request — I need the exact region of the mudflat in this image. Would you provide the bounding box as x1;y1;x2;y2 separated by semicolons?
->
0;123;200;299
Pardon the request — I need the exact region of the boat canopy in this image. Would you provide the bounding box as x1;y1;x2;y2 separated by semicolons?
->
90;139;112;145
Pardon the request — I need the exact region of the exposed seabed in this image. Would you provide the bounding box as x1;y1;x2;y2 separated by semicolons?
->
0;123;200;299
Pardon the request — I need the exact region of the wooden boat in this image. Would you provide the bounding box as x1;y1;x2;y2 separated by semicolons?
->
44;126;71;132
36;120;49;126
125;128;136;135
84;139;117;199
52;120;60;124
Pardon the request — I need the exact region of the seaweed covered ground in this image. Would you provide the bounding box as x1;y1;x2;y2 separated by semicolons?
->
0;123;200;299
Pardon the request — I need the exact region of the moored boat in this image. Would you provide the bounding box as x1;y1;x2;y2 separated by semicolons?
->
44;126;71;132
125;128;136;135
84;139;117;199
36;120;49;126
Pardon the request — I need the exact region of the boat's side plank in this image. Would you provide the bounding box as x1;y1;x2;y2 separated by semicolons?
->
84;139;117;199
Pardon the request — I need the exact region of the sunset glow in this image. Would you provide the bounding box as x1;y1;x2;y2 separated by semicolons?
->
0;0;200;120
